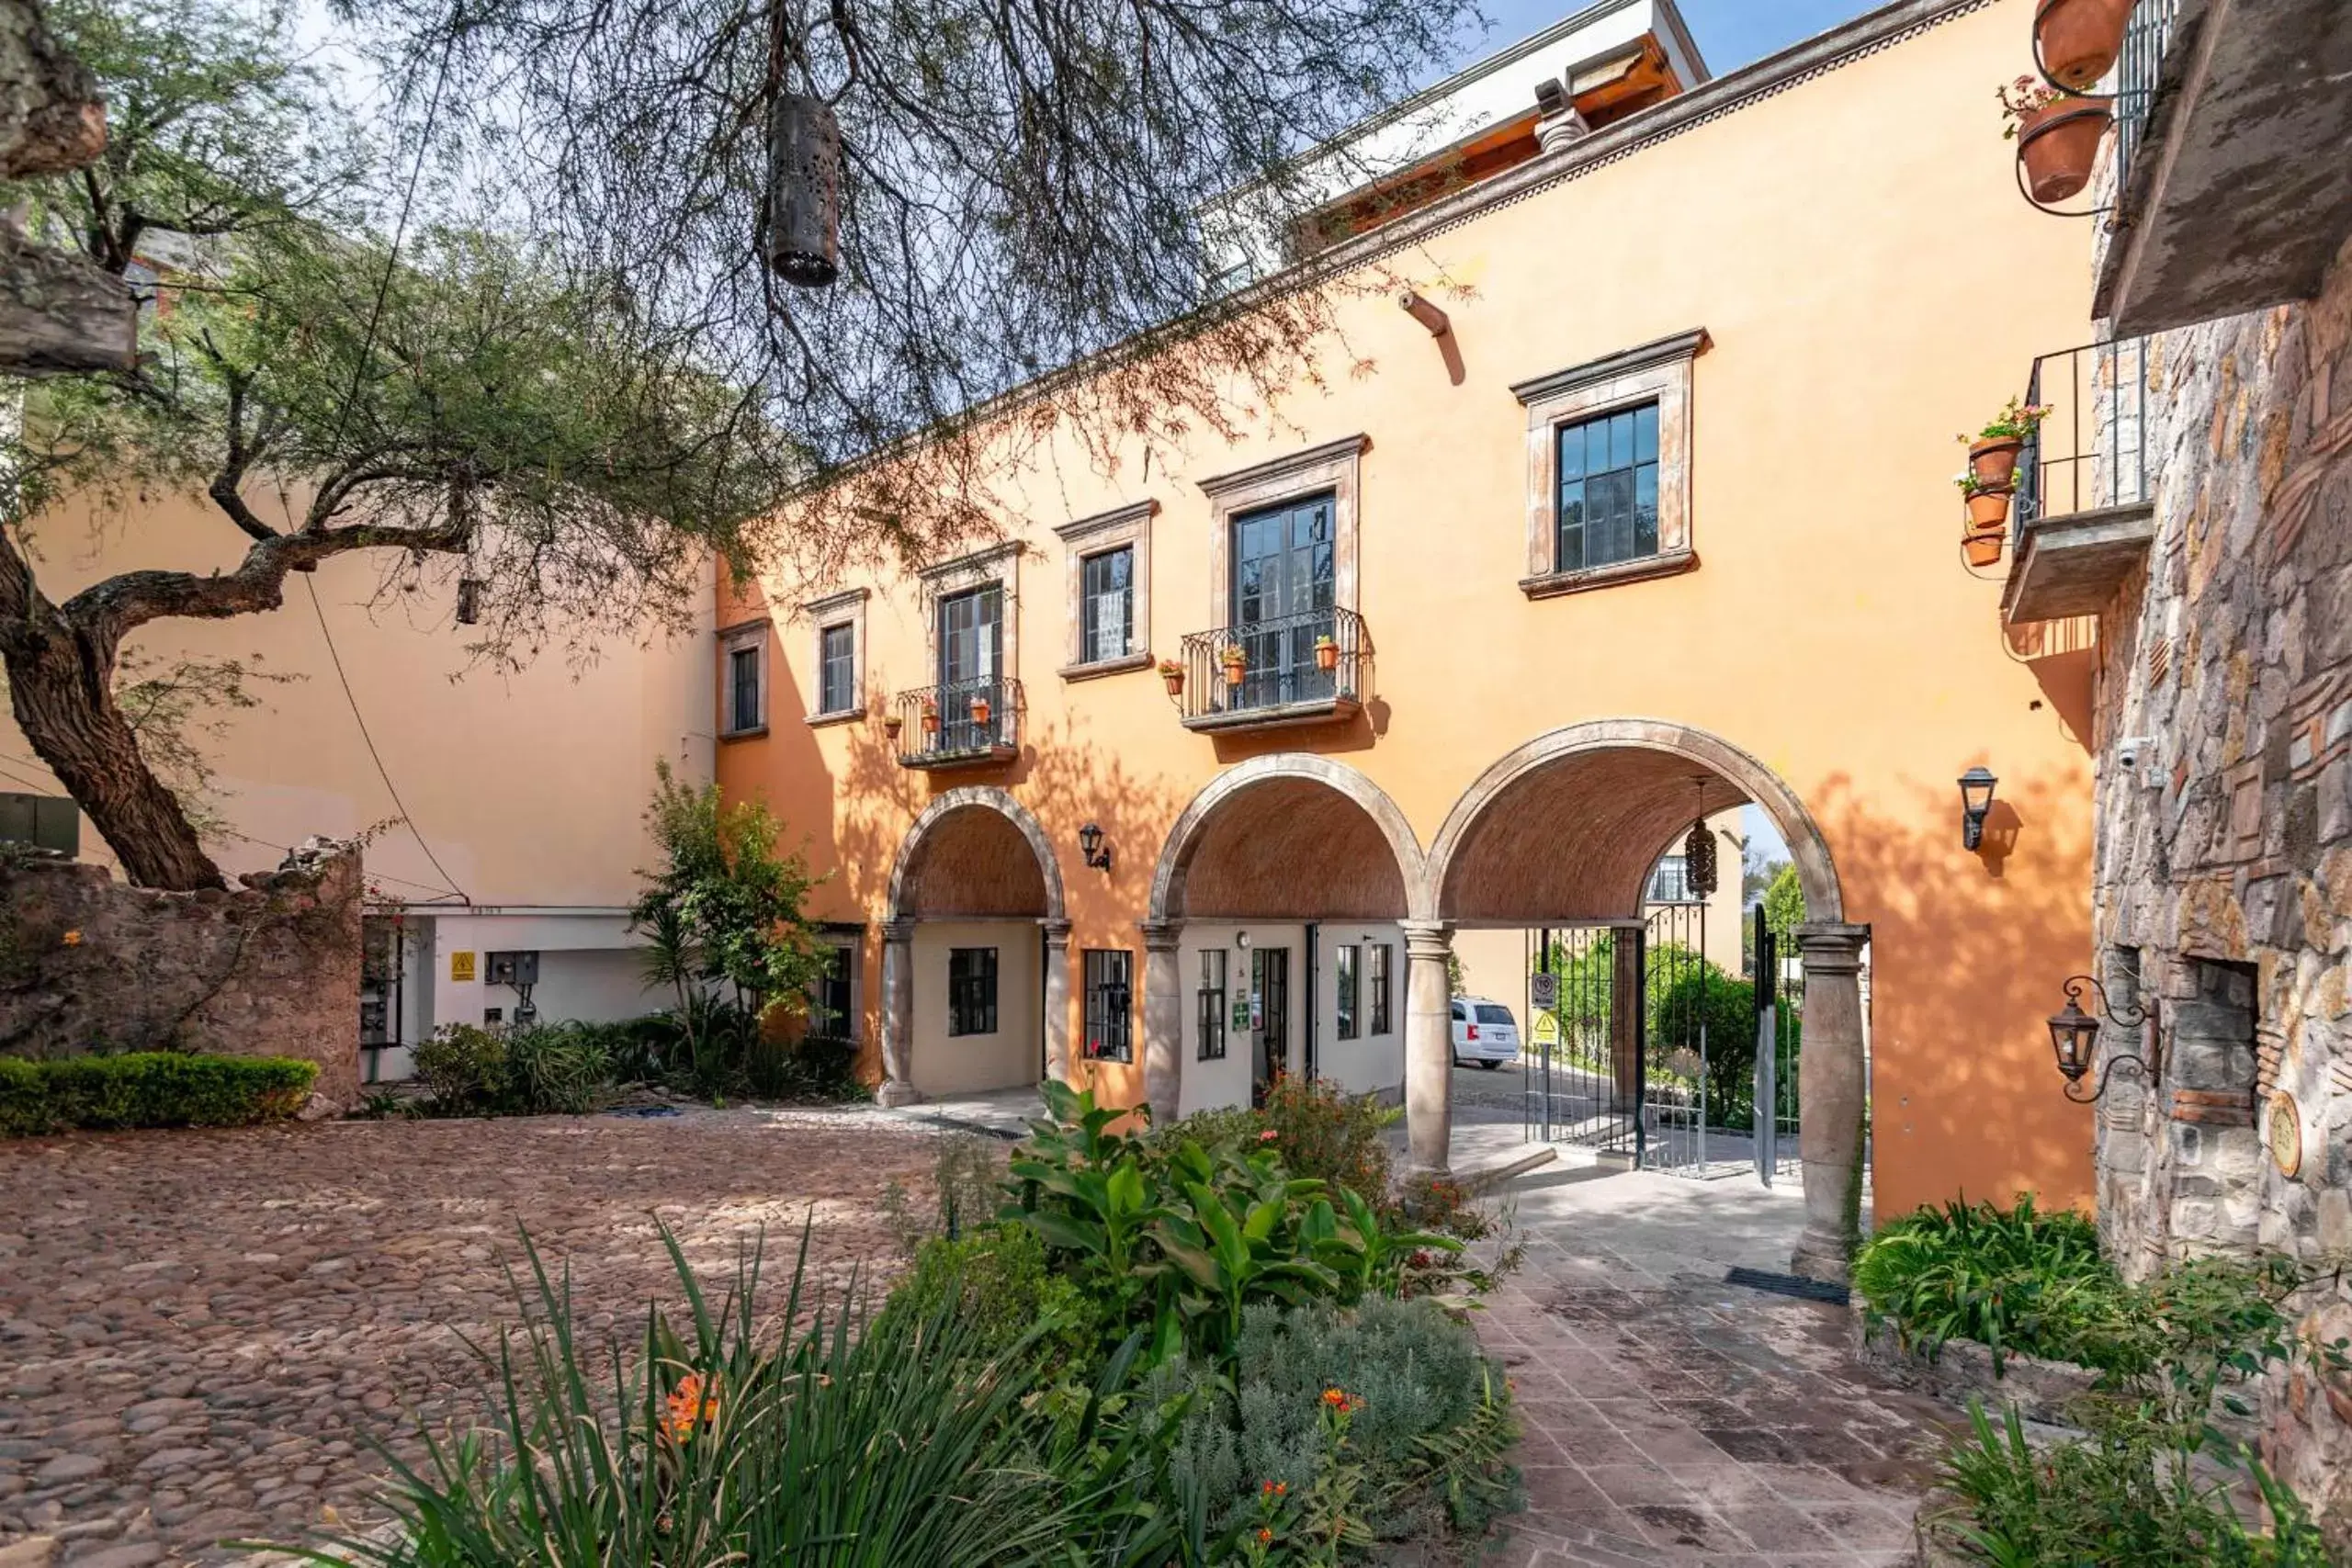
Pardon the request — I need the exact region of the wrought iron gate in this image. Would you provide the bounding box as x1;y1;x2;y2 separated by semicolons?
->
1641;902;1718;1176
1751;908;1804;1185
1522;925;1641;1158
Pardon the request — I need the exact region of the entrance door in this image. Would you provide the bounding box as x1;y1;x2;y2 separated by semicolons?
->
1229;496;1336;710
936;585;1004;751
1251;947;1291;1100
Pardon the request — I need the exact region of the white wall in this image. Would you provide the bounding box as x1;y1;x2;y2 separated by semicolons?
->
911;920;1040;1096
1174;921;1403;1114
1315;921;1406;1099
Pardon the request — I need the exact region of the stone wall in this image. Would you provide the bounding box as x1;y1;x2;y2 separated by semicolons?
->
0;838;364;1111
2086;231;2352;1541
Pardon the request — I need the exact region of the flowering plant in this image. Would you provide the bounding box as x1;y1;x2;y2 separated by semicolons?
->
1955;471;2006;497
1962;397;2053;443
1997;75;2081;138
1157;657;1184;676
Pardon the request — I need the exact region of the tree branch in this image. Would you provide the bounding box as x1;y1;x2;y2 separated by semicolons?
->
58;518;470;637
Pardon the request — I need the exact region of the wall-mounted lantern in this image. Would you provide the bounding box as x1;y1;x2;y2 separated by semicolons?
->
2047;973;2151;1102
1078;821;1111;873
1959;766;1998;851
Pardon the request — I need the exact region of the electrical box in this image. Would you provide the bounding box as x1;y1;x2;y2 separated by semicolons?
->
0;793;79;856
485;950;540;987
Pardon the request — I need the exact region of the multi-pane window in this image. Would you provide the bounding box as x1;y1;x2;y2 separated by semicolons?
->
1648;855;1695;904
727;643;763;734
809;944;854;1039
1367;943;1392;1035
818;622;855;714
1084;950;1135;1062
948;947;998;1036
1080;547;1134;664
1555;400;1660;572
1195;948;1227;1061
1335;944;1360;1041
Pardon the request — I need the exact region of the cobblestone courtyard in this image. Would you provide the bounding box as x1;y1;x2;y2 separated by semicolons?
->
0;1110;939;1565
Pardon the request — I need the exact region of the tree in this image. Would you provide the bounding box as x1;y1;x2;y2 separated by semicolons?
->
1763;864;1807;942
3;0;790;888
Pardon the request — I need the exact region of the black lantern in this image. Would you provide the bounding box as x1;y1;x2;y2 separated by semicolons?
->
1958;766;1998;851
1078;821;1111;872
454;577;481;626
763;93;841;288
2047;974;2150;1102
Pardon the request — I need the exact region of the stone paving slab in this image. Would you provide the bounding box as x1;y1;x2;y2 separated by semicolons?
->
1472;1167;1950;1566
0;1107;939;1565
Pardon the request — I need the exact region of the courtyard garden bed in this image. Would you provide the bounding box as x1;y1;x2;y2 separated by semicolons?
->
299;1077;1525;1566
1854;1195;2344;1563
0;1052;318;1135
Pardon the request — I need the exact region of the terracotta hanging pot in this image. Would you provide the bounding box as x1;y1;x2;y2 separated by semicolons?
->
921;705;939;735
1963;528;2007;568
2035;0;2133;92
883;714;903;739
1315;639;1339;672
1221;650;1246;687
1159;664;1185;697
2017;96;2112;205
969;695;991;726
1969;436;2024;488
1965;487;2014;531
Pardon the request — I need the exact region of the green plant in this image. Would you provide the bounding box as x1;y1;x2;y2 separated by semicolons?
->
0;1052;315;1135
502;1025;613;1115
1651;963;1758;1130
413;1023;509;1112
880;1133;1011;1256
284;1225;1185;1567
872;1223;1097;1364
1854;1194;2119;1371
1960;397;2053;445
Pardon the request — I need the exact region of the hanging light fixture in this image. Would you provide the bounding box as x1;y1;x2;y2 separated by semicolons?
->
2046;973;2151;1102
764;92;840;288
1682;779;1717;899
1959;766;1998;851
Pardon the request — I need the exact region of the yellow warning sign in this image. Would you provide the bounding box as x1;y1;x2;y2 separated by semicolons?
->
450;951;477;983
1532;1010;1561;1047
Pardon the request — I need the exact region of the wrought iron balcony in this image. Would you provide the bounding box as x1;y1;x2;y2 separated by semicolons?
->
2108;0;2177;206
893;677;1019;769
2004;336;2155;625
1175;606;1367;732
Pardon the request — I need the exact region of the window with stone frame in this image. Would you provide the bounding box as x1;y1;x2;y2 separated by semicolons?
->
719;621;768;737
1080;546;1136;664
948;946;999;1037
1335;943;1360;1040
1512;330;1705;599
1084;949;1135;1062
799;587;869;726
808;942;855;1040
1054;502;1155;679
818;622;856;716
1367;942;1392;1035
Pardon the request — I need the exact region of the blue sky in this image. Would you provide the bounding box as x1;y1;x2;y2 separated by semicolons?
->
1461;0;1883;79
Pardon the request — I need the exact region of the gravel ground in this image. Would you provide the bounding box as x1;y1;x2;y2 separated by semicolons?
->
0;1107;940;1566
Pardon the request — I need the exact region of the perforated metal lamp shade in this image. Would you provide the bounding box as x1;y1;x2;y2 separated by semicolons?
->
2047;996;2099;1082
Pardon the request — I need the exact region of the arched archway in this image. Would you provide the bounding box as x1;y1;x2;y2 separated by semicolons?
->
1138;755;1428;1123
1424;719;1868;1283
877;788;1069;1107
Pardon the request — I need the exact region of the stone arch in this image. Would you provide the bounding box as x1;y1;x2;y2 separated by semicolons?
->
1148;753;1430;924
1424;717;1843;923
888;787;1067;923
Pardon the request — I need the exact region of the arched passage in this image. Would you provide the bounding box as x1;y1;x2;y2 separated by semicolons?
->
877;788;1069;1107
1424;719;1868;1282
1140;756;1427;1122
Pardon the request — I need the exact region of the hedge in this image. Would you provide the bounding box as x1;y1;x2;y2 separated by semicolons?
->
0;1053;318;1136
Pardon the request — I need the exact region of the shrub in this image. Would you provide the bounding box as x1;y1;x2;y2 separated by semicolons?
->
1159;1297;1521;1551
1853;1193;2121;1370
881;1133;1009;1256
0;1052;316;1136
872;1223;1096;1363
1650;964;1758;1129
413;1023;509;1110
1158;1076;1396;1200
502;1024;613;1115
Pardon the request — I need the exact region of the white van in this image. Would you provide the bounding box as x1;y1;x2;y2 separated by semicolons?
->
1449;997;1521;1068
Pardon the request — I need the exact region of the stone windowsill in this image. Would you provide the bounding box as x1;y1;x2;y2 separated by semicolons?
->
1520;547;1697;601
804;706;866;729
898;742;1019;772
718;725;770;744
1182;694;1363;734
1058;651;1154;683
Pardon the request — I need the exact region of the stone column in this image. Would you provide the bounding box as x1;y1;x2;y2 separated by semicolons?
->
1139;919;1184;1125
1402;920;1455;1175
1791;922;1870;1282
876;918;922;1107
1040;919;1073;1088
1610;922;1644;1112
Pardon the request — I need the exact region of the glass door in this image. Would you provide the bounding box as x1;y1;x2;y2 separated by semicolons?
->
1251;947;1290;1102
1228;496;1335;710
936;584;1003;751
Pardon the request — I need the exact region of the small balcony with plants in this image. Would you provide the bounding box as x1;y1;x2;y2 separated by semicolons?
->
888;677;1020;769
1166;606;1368;733
1953;337;2153;626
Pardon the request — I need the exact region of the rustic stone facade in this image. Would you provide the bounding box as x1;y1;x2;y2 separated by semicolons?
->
2087;231;2352;1540
0;838;364;1111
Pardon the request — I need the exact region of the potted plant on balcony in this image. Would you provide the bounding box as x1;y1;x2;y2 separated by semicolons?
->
1157;657;1185;697
969;693;992;726
883;712;904;740
2001;76;2112;206
2035;0;2132;92
920;697;940;735
1219;644;1247;687
1959;397;2052;488
1314;633;1340;672
1957;473;2011;566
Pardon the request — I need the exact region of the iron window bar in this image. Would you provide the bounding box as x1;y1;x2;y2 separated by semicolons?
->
893;676;1019;764
1176;604;1367;722
2013;334;2151;547
2110;0;2178;210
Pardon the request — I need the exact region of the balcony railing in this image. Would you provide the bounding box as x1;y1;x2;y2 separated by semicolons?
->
894;677;1019;768
2014;335;2151;543
2109;0;2179;213
1176;606;1367;731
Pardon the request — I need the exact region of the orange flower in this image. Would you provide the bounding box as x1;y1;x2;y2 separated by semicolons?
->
1260;1479;1287;1496
1257;1529;1273;1544
662;1372;718;1441
61;930;82;947
1320;1386;1357;1414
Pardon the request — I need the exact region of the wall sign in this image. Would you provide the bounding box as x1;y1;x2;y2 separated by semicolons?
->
1530;972;1559;1010
2267;1091;2303;1179
1230;997;1251;1032
450;951;477;983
